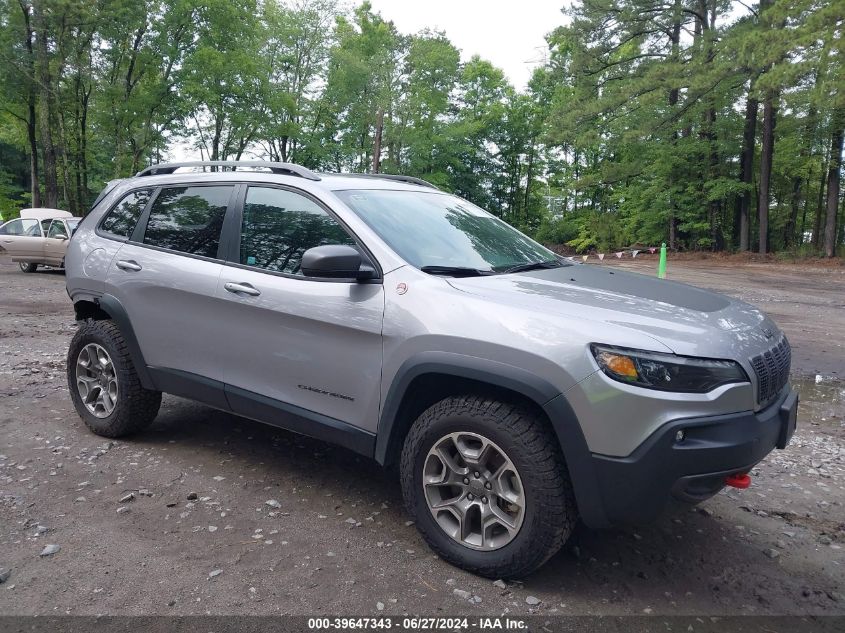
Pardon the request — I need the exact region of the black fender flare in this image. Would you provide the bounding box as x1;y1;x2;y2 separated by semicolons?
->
374;352;610;528
88;294;155;390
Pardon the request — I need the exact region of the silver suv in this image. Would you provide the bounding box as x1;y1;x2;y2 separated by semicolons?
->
65;161;798;577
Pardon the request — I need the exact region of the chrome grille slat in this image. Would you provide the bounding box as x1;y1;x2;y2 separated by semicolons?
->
751;336;791;407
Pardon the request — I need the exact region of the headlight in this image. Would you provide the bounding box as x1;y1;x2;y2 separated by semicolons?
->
590;344;748;393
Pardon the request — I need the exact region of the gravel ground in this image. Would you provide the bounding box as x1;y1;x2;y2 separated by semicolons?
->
0;255;843;616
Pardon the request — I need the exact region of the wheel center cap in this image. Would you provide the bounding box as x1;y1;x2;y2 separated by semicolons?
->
468;480;486;495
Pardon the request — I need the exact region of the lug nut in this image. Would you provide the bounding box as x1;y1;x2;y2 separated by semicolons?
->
481;496;488;504
675;430;685;442
484;482;492;490
474;471;480;478
467;493;475;501
463;477;470;485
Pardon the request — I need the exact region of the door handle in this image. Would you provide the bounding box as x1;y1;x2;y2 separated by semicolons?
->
116;260;142;272
224;282;261;297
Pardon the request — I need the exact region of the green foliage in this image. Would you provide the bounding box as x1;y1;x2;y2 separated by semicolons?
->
540;0;842;253
0;0;840;255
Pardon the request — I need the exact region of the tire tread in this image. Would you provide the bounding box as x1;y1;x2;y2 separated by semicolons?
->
67;319;161;437
399;394;576;578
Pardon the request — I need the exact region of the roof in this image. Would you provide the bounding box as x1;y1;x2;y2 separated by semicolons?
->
130;161;440;192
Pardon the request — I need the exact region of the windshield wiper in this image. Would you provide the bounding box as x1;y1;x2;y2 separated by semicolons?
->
420;265;496;277
501;259;565;274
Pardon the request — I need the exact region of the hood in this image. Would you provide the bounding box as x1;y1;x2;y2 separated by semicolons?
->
446;264;781;361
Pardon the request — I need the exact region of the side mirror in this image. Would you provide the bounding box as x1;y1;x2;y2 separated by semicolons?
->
56;233;68;240
301;245;375;280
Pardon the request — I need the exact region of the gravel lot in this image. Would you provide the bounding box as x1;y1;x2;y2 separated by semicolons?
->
0;255;843;616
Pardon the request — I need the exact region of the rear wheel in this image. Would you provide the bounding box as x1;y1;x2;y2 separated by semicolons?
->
400;395;577;578
19;262;37;273
67;320;162;437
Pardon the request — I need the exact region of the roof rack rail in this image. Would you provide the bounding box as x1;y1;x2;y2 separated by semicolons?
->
330;173;439;190
135;161;321;181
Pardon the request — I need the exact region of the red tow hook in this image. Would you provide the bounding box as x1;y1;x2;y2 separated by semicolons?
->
725;473;751;489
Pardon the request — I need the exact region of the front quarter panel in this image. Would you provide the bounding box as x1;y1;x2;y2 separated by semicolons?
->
378;267;672;417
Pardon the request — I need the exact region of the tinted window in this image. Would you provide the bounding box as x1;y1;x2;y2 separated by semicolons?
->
100;189;152;238
240;187;355;275
143;186;232;258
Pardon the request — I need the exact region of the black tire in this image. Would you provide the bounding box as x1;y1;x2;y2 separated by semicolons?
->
400;395;577;578
19;262;37;273
67;320;162;437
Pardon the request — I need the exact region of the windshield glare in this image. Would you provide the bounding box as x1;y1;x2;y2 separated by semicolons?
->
336;190;558;272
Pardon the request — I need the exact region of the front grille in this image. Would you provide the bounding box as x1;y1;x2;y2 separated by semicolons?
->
751;336;791;407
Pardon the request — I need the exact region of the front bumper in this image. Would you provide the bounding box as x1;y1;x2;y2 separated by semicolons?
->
562;386;797;527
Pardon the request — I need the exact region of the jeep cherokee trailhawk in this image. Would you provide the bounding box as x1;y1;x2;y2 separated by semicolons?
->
65;161;798;577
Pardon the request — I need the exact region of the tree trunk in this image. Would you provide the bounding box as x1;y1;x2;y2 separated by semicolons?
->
19;1;40;207
80;83;90;203
523;137;536;218
813;166;827;247
668;1;681;250
757;95;777;253
800;165;812;243
737;96;758;251
784;177;802;248
823;120;843;257
27;100;41;207
372;108;384;174
34;9;59;208
211;116;222;164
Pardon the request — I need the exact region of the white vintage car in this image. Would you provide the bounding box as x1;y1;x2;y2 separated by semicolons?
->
0;208;81;273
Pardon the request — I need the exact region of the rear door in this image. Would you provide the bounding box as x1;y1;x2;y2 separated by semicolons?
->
104;184;237;384
216;185;385;431
0;218;43;259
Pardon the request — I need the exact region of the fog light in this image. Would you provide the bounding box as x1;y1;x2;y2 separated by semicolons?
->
675;430;685;442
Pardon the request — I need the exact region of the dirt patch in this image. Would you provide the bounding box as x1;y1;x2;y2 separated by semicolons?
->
0;255;843;616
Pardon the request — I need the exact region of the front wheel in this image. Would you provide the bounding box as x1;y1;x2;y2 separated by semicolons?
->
67;320;162;437
400;395;577;578
19;262;37;273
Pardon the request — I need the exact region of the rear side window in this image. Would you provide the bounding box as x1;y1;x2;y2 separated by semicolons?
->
142;186;232;258
239;187;355;275
0;220;22;235
100;189;152;239
23;219;41;236
0;219;40;235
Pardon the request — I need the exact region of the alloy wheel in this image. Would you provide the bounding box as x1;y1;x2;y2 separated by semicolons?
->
75;343;118;418
422;431;525;550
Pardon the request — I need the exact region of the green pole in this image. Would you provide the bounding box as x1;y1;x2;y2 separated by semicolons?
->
657;242;667;278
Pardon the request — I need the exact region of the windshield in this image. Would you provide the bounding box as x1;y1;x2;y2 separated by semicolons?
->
335;190;562;273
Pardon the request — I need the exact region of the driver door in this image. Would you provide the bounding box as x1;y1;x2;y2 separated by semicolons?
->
216;185;385;432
